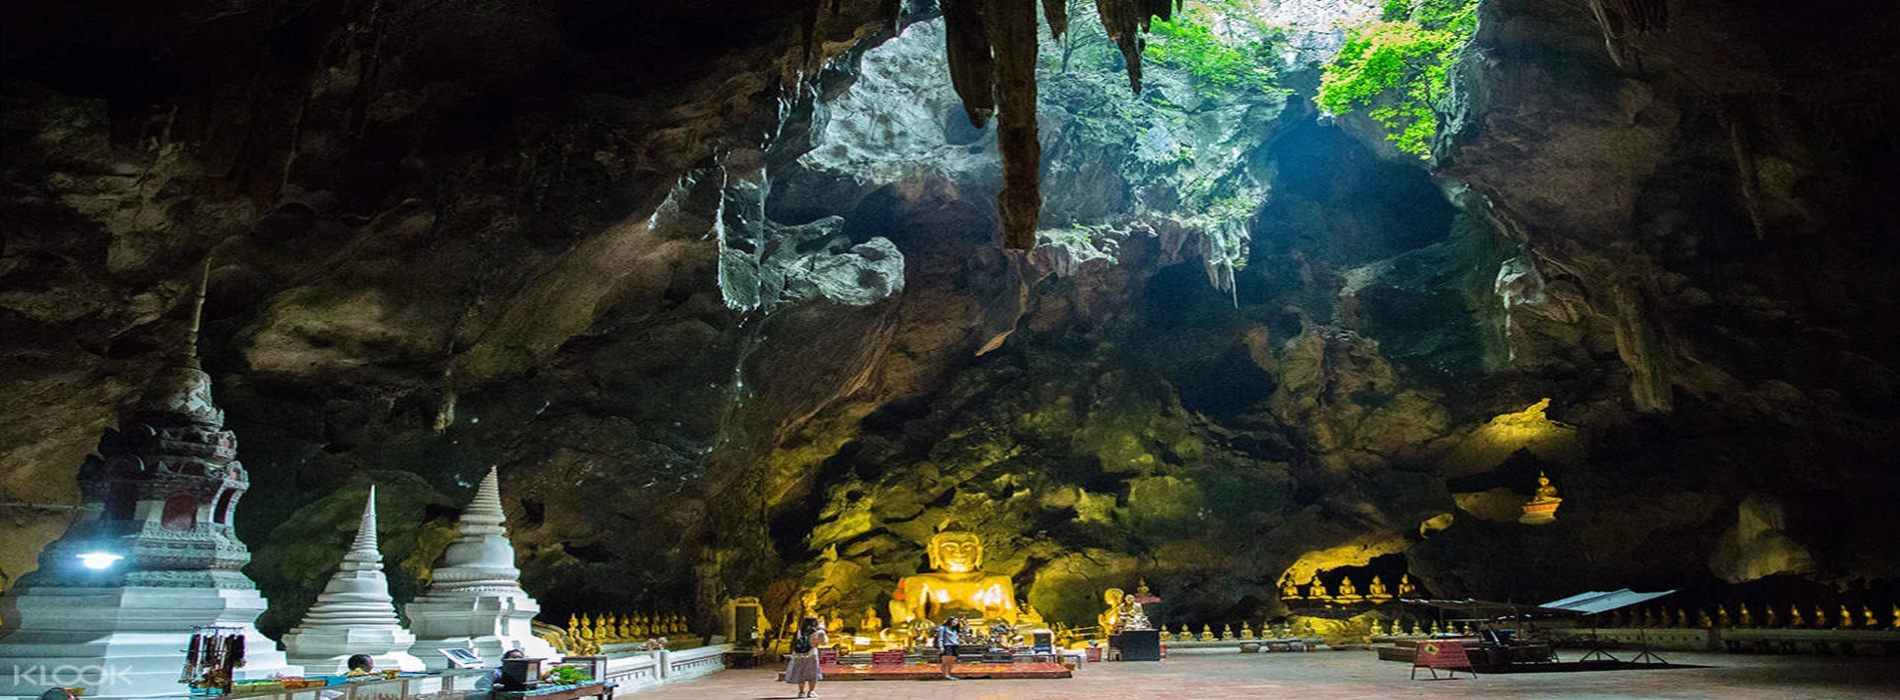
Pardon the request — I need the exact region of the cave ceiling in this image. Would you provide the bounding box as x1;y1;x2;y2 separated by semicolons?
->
2;0;1898;633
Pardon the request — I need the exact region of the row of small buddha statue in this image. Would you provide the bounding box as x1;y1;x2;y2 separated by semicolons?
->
560;612;691;655
1280;573;1416;603
1160;619;1490;641
1158;621;1310;641
1600;604;1900;631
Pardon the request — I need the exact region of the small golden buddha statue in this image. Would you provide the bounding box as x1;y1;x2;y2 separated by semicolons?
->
891;527;1019;627
1766;605;1778;628
1739;604;1753;627
1367;576;1391;602
1221;624;1235;640
861;605;884;632
1813;605;1827;629
1429;620;1441;636
1863;605;1877;629
1177;623;1192;641
1397;574;1416;597
1697;610;1711;629
1279;573;1303;600
1240;622;1255;639
1335;576;1362;603
1641;608;1656;628
1022;605;1046;628
1674;609;1687;628
1310;575;1331;601
1892;605;1900;630
1789;605;1804;628
1099;588;1127;633
1519;471;1563;524
1840;605;1854;629
1717;605;1731;628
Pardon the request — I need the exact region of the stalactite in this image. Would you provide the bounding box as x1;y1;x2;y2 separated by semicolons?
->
1719;100;1769;240
1042;0;1069;40
1586;0;1668;70
940;0;1173;250
1095;0;1176;93
942;0;996;127
989;0;1043;250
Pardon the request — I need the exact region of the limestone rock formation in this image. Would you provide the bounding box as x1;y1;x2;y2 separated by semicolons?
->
3;0;1898;646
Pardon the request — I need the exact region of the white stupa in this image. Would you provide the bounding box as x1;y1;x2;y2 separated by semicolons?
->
405;467;557;667
0;262;301;697
283;486;426;672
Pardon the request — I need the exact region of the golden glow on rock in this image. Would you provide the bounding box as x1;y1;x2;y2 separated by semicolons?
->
1279;537;1410;592
1454;488;1530;523
1445;398;1581;477
1418;512;1455;537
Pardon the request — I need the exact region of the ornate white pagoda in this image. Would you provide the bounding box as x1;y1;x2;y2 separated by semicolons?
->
283;486;425;672
405;467;556;667
0;265;301;697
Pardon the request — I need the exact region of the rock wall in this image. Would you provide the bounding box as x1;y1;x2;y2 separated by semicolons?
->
5;0;1898;637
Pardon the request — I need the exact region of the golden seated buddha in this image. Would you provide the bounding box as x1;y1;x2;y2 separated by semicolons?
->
890;528;1018;628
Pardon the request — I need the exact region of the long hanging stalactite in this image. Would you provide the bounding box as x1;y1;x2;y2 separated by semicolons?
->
941;0;1177;251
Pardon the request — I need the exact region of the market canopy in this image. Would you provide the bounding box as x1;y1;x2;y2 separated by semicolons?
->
1540;588;1676;615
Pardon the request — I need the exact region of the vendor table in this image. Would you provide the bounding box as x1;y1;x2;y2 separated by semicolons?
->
488;681;614;700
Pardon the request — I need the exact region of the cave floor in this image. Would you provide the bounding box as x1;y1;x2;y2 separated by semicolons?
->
631;650;1900;699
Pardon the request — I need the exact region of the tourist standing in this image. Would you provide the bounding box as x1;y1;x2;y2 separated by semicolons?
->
937;617;963;680
784;616;826;698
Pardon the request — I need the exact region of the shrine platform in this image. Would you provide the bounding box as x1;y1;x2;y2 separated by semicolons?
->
778;661;1073;682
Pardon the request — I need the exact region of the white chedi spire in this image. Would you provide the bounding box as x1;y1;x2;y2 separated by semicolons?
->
429;467;523;590
406;467;555;666
284;486;425;672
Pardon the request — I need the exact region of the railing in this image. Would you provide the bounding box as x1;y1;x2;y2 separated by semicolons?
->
194;645;737;700
599;653;663;693
663;645;732;681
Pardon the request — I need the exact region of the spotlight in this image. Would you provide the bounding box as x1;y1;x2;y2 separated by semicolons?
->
76;552;124;570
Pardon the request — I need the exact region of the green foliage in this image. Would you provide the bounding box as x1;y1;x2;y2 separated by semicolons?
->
1317;0;1478;159
1144;0;1285;97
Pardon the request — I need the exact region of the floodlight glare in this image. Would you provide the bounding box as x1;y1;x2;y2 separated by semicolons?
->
77;552;124;570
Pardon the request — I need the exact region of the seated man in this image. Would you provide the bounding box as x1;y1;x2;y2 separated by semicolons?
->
475;649;527;691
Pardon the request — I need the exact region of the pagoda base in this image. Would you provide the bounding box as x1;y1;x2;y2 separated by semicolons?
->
0;585;300;698
285;626;425;674
406;592;557;669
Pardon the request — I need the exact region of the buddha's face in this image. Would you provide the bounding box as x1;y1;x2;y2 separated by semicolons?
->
929;532;982;573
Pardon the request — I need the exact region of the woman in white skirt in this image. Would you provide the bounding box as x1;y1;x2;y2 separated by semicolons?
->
784;615;828;698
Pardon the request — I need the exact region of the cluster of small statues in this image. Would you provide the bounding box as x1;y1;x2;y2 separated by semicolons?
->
1600;604;1900;631
556;611;691;655
1280;572;1413;603
1097;583;1155;633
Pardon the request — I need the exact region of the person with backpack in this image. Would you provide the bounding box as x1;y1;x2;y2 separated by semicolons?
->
784;615;827;698
936;617;963;680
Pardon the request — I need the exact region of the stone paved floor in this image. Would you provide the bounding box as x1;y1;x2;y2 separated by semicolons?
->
628;650;1900;699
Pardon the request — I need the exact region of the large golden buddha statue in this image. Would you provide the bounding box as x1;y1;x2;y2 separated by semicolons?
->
890;528;1018;627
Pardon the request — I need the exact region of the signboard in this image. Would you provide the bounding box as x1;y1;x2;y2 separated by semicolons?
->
1411;640;1476;680
817;647;840;665
1129;595;1161;604
870;650;905;665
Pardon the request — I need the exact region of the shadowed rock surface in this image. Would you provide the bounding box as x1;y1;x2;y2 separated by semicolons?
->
3;0;1897;637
